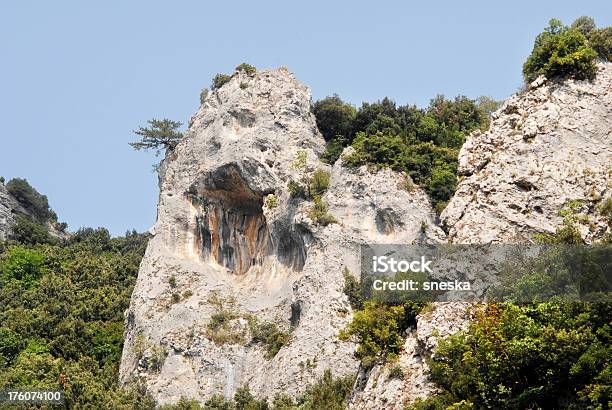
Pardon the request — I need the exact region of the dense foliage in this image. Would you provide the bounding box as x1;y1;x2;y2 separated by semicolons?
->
523;17;611;82
410;302;611;409
314;94;490;211
6;178;57;223
409;211;612;410
0;229;155;408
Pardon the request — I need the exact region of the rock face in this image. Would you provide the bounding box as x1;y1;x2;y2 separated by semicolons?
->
0;180;69;242
0;182;21;241
119;68;442;404
121;63;611;407
442;63;612;244
350;62;612;409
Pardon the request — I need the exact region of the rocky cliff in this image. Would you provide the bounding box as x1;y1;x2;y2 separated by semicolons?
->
119;68;442;405
348;62;611;409
120;63;611;407
0;182;22;241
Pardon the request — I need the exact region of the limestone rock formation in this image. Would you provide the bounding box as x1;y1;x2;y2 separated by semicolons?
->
120;63;611;408
0;182;21;241
441;63;611;244
119;68;442;405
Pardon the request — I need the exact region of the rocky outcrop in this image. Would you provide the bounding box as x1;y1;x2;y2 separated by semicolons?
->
0;180;68;242
119;68;442;405
350;63;611;409
0;182;21;241
120;63;611;408
442;63;612;244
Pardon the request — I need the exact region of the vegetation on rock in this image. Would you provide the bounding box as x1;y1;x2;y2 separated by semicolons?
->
523;17;611;82
129;118;184;155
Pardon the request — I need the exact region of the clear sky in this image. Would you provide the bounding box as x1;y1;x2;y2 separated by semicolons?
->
1;1;610;236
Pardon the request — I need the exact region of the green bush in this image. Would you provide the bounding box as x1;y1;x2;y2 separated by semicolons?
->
11;215;55;245
344;133;459;208
571;16;596;36
287;180;306;198
321;135;348;164
308;169;331;197
264;194;278;209
235;63;257;75
212;73;232;90
523;19;598;82
342;267;363;310
0;246;47;288
248;319;290;359
588;27;612;61
6;178;56;222
412;302;612;409
308;197;337;226
339;301;421;367
313;95;357;142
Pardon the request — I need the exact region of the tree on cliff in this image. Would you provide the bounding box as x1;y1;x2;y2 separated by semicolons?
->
129;119;184;156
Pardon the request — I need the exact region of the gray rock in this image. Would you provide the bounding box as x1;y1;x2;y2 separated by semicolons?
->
119;68;441;405
442;63;611;244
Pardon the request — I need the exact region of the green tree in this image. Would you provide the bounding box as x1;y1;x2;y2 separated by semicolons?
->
129;119;184;155
313;95;357;142
588;27;612;61
523;19;598;82
571;16;596;36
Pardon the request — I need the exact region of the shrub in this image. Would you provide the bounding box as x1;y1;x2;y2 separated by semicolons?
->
169;275;177;288
339;301;420;367
308;169;331;197
571;16;596;36
264;194;278;209
248;319;290;359
290;150;308;170
345;133;459;209
388;364;404;380
321;135;348;164
211;73;231;90
414;302;612;409
523;19;598;82
0;231;151;407
235;63;256;75
287;180;306;198
297;369;355;410
6;178;55;222
308;197;337;226
313;95;357;142
588;27;612;61
342;267;363;310
11;215;55;245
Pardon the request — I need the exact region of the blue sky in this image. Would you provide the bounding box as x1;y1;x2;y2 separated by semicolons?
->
1;1;610;236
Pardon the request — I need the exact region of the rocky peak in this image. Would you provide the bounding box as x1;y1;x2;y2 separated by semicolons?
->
120;68;442;404
442;62;611;243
